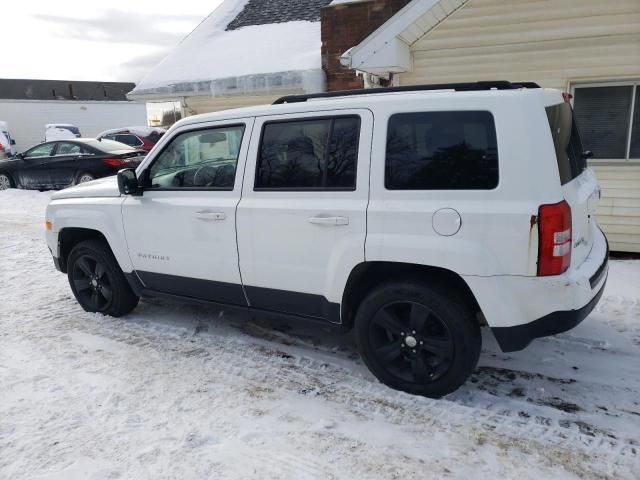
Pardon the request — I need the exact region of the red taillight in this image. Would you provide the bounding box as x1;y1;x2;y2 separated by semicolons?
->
102;157;127;167
537;200;572;276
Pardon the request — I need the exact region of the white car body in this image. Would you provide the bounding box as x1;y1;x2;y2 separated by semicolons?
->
45;124;81;142
45;84;608;358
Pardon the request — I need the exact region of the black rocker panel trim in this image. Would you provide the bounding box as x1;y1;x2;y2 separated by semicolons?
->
244;285;341;324
135;270;248;306
129;271;341;324
492;276;607;353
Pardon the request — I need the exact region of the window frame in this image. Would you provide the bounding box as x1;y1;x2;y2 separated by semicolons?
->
253;114;361;192
383;110;500;191
570;80;640;163
140;123;247;192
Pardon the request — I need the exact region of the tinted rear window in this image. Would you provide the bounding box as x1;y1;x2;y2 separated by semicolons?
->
545;103;586;185
255;116;360;190
385;111;498;190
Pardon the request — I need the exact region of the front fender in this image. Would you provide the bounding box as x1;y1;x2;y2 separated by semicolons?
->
45;197;132;273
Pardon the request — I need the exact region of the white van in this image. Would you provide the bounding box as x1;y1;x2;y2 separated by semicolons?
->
45;124;82;142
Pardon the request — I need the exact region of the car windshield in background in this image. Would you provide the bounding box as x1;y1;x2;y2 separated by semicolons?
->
86;139;138;153
545;103;586;185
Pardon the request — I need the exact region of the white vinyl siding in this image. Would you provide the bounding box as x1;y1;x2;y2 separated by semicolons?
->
400;0;640;90
397;0;640;252
182;95;288;116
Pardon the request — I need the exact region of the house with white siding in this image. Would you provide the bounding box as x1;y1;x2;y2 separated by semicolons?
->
337;0;640;252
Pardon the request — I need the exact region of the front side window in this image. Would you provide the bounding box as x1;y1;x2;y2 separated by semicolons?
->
385;111;498;190
25;143;55;158
255;116;360;190
573;83;639;160
148;125;245;189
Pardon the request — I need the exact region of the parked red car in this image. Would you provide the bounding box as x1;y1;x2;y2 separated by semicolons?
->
96;126;165;152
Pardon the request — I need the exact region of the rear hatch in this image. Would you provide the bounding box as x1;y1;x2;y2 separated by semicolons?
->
545;101;600;268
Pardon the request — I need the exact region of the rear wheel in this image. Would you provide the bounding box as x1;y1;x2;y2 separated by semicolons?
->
0;172;13;190
76;172;95;184
354;280;481;398
67;240;139;317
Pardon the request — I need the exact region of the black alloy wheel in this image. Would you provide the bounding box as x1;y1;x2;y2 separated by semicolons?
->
354;280;481;397
369;301;454;384
67;240;139;316
71;254;113;311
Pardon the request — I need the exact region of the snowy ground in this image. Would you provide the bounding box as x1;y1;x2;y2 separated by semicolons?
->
0;189;639;480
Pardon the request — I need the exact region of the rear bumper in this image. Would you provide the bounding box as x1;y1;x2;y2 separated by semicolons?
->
491;272;607;352
464;224;609;352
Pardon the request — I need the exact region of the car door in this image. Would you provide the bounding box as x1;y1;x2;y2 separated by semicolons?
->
47;142;83;187
236;109;373;323
17;143;56;188
121;118;254;305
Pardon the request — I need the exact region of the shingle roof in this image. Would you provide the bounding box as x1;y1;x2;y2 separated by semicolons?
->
226;0;332;30
0;79;136;101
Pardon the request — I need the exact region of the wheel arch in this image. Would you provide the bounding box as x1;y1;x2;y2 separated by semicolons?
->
57;227;110;273
341;261;485;329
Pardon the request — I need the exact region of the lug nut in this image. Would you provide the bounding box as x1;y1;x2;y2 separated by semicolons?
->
412;349;416;353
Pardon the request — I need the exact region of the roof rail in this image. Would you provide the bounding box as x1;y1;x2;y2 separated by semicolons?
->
273;81;541;104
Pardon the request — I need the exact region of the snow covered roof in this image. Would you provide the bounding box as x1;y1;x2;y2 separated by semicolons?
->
227;0;330;29
128;0;329;101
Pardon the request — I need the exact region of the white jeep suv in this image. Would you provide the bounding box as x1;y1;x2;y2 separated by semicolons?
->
45;82;608;397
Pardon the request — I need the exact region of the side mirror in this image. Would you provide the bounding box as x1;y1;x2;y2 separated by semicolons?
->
16;152;24;159
582;150;594;160
117;168;142;196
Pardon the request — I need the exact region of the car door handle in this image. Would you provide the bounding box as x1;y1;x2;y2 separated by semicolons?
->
195;211;226;221
308;216;349;226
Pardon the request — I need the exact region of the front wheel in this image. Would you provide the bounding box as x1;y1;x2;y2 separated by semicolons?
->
354;280;481;398
0;172;14;190
67;240;139;317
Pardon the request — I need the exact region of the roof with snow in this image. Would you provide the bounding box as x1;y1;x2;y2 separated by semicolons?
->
0;79;135;101
227;0;331;29
128;0;329;101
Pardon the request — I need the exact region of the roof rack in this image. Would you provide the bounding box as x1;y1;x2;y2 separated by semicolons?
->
272;81;541;104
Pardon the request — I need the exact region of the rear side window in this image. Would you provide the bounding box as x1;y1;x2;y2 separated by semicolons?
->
255;116;360;190
545;103;586;185
385;111;498;190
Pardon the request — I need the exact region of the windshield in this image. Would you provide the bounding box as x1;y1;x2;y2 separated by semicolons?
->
545;102;587;185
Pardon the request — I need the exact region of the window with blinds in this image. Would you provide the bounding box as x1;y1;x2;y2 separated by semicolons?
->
573;83;639;161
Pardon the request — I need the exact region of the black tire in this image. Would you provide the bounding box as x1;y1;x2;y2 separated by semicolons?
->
0;172;14;190
75;172;96;184
354;279;481;398
67;239;139;317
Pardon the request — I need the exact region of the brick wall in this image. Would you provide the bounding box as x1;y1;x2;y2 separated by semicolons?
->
321;0;411;91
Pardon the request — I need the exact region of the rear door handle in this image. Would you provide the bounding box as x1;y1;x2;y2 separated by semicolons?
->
195;211;226;221
308;216;349;226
